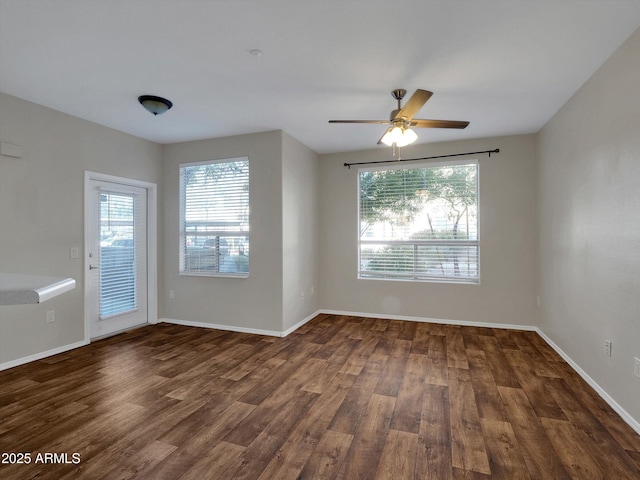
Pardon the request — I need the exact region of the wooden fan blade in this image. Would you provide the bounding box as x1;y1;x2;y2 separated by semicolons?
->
410;119;469;129
394;89;433;121
329;120;391;124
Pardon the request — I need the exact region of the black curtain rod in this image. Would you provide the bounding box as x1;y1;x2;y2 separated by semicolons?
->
344;148;500;169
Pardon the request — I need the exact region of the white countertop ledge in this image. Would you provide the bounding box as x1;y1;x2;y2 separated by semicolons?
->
0;273;76;305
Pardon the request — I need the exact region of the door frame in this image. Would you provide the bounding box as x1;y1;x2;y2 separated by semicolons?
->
84;171;158;342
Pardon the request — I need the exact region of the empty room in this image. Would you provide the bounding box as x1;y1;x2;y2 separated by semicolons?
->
1;1;639;479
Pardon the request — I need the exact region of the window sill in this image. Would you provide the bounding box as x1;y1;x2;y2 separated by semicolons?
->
358;274;479;285
179;272;249;279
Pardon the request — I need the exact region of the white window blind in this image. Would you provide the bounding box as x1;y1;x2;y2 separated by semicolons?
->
179;157;249;276
99;191;139;318
358;161;479;283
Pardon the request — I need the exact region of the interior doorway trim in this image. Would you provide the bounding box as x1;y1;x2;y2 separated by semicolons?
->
83;171;158;343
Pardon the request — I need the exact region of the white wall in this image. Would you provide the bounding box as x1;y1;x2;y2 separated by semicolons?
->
282;132;320;331
538;28;640;422
0;93;162;364
161;131;285;333
318;134;539;326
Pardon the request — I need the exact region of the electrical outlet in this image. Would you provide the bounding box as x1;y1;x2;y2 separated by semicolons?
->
634;357;640;378
605;340;612;357
70;247;79;259
301;291;305;300
169;290;174;299
46;310;55;323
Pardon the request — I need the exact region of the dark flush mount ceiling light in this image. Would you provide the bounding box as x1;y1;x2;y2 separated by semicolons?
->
138;95;173;116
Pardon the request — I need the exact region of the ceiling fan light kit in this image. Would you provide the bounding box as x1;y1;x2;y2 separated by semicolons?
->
381;125;418;147
138;95;173;116
329;88;469;150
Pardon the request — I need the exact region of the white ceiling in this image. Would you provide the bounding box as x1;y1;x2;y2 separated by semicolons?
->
1;0;640;154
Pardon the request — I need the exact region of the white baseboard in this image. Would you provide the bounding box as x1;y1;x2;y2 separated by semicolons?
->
0;339;89;371
534;328;640;435
158;317;283;337
282;310;323;337
160;310;323;338
317;309;538;331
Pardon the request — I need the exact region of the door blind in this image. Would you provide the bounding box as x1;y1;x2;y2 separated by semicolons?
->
99;191;139;318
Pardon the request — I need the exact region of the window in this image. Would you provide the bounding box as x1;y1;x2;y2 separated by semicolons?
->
180;157;249;277
99;191;138;317
358;160;478;283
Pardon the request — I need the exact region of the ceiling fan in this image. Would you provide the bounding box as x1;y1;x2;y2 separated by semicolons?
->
329;88;469;147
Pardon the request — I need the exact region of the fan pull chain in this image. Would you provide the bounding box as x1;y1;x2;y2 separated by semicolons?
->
392;143;402;160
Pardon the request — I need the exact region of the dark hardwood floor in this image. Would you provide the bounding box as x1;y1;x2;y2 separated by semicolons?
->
1;314;639;479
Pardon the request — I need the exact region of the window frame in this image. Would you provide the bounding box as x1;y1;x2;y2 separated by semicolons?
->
357;159;480;284
179;156;250;278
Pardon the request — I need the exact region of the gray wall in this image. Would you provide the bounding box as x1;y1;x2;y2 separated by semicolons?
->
318;134;539;327
0;93;162;363
282;132;321;331
161;131;285;333
538;28;640;421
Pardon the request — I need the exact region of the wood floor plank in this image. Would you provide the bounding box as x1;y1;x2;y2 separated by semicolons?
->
219;338;290;381
555;367;640;452
237;342;321;405
296;429;353;480
417;384;453;480
425;334;449;386
480;418;531;480
452;467;493;479
177;441;245;480
147;402;255;480
222;391;319;480
223;358;324;447
466;349;509;422
545;377;640;479
337;332;379;376
336;393;396;480
477;335;521;388
449;367;492;475
389;353;428;434
498;386;572;479
328;352;388;435
60;397;203;480
375;429;418;479
100;440;178;480
397;318;417;341
1;316;638;480
463;332;485;352
447;328;470;369
509;331;564;378
256;373;355;479
627;449;640;470
540;417;606;480
410;322;431;355
157;358;283;447
374;338;412;397
303;337;360;393
504;349;567;420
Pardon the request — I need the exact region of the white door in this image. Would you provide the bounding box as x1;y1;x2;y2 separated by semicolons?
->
86;179;148;338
